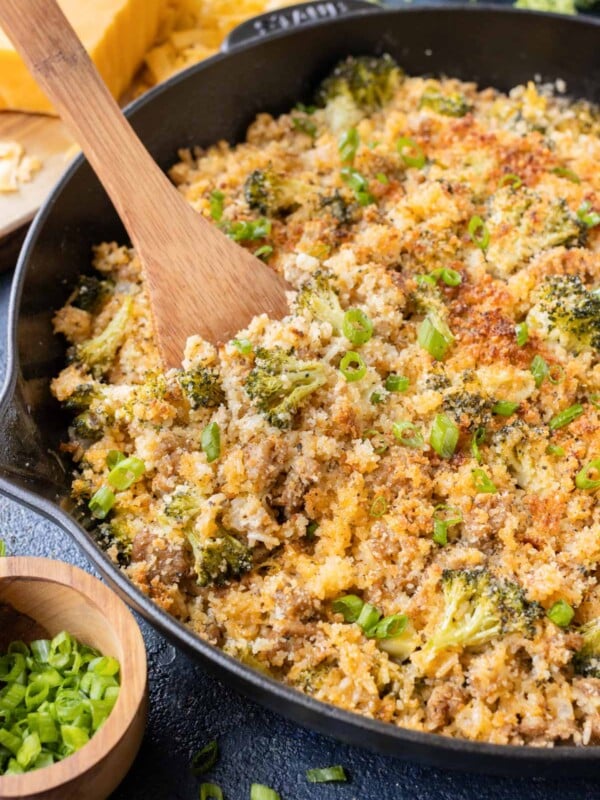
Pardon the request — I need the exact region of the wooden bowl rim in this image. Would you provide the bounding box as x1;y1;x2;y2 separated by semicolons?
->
0;557;147;795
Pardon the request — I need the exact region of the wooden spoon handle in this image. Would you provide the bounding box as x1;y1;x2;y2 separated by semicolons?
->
0;0;172;232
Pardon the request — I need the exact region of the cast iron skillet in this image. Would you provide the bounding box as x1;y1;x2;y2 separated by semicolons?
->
1;2;600;776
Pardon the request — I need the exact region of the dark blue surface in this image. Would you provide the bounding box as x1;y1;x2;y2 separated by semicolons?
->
1;274;599;800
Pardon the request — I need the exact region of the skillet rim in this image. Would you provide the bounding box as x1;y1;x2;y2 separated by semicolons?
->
2;3;600;772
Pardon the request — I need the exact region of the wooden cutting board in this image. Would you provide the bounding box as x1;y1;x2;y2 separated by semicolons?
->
0;112;74;239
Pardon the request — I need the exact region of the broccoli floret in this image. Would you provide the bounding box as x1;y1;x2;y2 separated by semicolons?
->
178;367;225;410
319;190;357;226
69;411;104;443
573;618;600;678
63;383;100;412
295;272;345;333
188;527;252;587
243;169;313;217
527;275;600;353
316;54;402;113
74;296;132;377
419;88;472;117
486;189;586;278
423;569;541;658
245;347;328;428
95;518;133;566
163;487;203;524
70;275;114;312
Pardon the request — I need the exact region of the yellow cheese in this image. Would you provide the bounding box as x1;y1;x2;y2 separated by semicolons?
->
0;0;164;115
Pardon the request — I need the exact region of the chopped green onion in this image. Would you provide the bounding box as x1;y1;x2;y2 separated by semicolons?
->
468;215;490;251
530;355;549;388
376;172;389;184
339;351;367;382
429;414;459;459
306;520;319;540
548;364;565;385
107;456;145;491
209;190;225;222
332;595;364;623
432;505;462;546
551;166;580;184
422;267;462;287
232;338;253;355
0;632;120;776
191;739;219;776
106;450;125;470
88;487;115;520
370;392;385;405
201;422;221;463
577;200;600;229
472;468;497;494
342;308;373;345
251;785;281;800
385;374;409;392
589;394;600;408
549;404;583;430
397;136;426;169
499;173;522;189
392;421;424;449
356;602;381;634
492;401;519;417
546;599;574;628
370;495;388;518
367;614;408;640
575;459;600;491
471;426;486;464
254;245;273;261
515;322;529;347
227;218;271;243
418;312;454;360
340;166;374;206
200;784;223;800
306;765;347;783
292;116;317;138
338;128;359;164
546;444;565;457
0;540;5;557
364;428;388;455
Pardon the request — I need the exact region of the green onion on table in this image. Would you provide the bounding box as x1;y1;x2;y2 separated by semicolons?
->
0;631;120;775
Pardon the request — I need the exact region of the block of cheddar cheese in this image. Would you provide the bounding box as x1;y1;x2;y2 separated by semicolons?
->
0;0;164;115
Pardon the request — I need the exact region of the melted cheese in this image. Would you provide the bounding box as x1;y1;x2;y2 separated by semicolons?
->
0;0;163;114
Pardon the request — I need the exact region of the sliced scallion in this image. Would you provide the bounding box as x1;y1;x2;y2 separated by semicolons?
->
418;313;454;360
385;374;409;393
332;595;364;623
200;784;223;800
250;785;281;800
546;599;574;628
306;765;347;783
468;215;490;251
107;456;145;491
356;602;381;634
577;200;600;229
432;505;462;545
340;166;374;206
370;496;388;518
549;404;583;431
492;401;519;417
575;459;600;490
392;421;424;449
201;422;221;463
515;322;529;347
471;426;486;464
209;190;225;222
397;136;426;169
343;308;373;345
88;487;115;520
551;166;580;184
338;128;359;164
339;351;367;382
546;444;565;457
472;468;497;494
430;414;459;459
191;739;219;776
530;355;549;388
498;173;522;189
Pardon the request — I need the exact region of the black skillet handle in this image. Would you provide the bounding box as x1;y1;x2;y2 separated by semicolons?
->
222;0;379;52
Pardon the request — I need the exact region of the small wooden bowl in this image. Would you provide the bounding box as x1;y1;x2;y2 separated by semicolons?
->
0;557;147;800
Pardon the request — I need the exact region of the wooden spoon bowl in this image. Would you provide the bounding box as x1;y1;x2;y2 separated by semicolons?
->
0;557;147;800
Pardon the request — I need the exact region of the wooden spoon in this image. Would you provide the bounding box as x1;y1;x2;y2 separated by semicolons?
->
0;0;289;368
